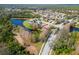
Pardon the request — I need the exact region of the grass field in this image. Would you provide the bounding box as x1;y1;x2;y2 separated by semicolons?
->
23;21;33;30
33;42;43;53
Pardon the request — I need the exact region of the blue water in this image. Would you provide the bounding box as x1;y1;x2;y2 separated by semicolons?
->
10;18;33;32
70;27;79;32
10;18;24;26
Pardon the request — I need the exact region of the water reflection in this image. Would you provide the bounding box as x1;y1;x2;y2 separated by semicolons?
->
70;27;79;32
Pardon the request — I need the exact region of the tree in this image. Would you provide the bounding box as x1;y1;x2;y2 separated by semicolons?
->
52;29;76;54
0;15;28;55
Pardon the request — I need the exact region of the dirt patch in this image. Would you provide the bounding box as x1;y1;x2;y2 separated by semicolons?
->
0;42;9;55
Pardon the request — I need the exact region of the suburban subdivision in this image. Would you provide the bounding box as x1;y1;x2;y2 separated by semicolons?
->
0;4;79;55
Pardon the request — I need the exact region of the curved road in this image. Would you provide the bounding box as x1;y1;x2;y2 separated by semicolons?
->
40;23;64;55
41;33;57;55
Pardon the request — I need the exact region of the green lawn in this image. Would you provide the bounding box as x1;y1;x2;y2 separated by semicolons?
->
23;21;33;30
34;42;43;52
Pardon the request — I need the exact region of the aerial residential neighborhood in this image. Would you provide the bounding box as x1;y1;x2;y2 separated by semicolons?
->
0;4;79;55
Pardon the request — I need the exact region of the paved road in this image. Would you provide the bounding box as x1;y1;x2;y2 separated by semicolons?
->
41;33;57;55
40;23;64;55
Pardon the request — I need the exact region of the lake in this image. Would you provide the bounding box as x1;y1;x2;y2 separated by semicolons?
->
70;27;79;32
10;18;33;32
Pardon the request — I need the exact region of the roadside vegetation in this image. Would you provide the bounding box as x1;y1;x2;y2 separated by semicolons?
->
52;30;76;55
